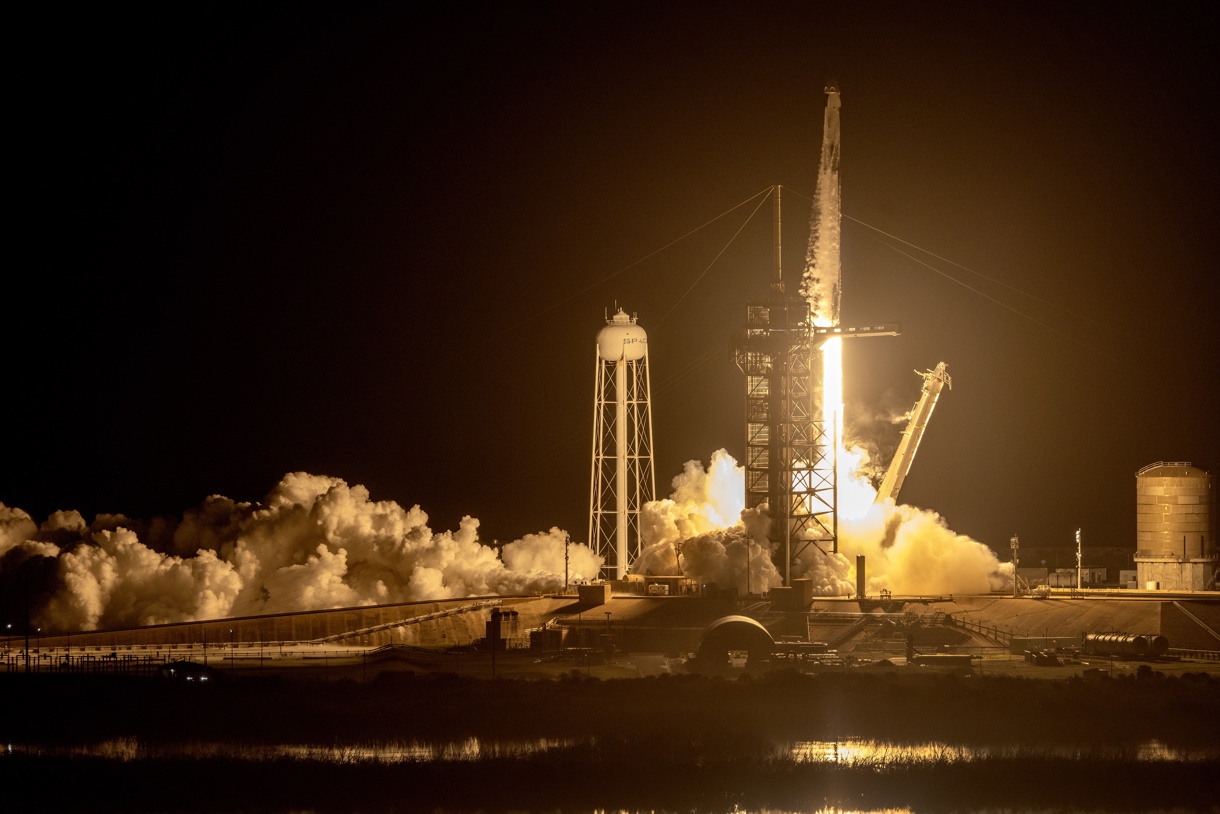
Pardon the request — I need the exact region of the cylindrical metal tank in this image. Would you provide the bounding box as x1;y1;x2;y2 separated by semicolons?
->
1083;632;1165;658
1135;462;1215;558
597;308;648;361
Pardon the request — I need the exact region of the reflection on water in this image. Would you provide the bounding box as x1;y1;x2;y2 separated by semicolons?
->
787;737;1219;764
5;736;575;763
593;810;915;814
8;736;1217;765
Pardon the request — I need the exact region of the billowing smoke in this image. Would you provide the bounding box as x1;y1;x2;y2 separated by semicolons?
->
634;449;782;594
633;448;1011;597
0;473;601;632
3;452;1008;634
844;396;909;488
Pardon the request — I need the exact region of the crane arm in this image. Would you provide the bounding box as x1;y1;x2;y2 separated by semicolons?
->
874;362;951;505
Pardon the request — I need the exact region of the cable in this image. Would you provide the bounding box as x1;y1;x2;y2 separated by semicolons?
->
784;185;1122;360
844;213;1112;330
877;241;1120;362
655;189;773;327
501;187;775;337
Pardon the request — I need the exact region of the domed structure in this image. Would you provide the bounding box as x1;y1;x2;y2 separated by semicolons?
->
1134;462;1216;591
597;308;648;361
695;615;775;669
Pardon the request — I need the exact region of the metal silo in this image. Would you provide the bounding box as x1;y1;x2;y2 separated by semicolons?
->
1134;462;1217;591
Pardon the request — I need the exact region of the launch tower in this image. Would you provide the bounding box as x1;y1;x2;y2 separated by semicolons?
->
589;308;656;580
738;87;897;585
735;189;831;582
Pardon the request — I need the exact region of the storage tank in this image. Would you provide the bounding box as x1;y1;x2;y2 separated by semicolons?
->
1082;633;1169;659
1134;462;1217;591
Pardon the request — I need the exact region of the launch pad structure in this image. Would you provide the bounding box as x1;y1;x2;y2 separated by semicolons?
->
735;240;835;578
736;184;897;585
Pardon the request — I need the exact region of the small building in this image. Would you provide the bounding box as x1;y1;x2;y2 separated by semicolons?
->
578;582;612;605
1048;567;1107;587
643;575;698;596
485;609;526;650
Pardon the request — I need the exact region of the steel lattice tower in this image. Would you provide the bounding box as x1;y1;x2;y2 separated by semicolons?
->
735;184;894;585
735;291;838;586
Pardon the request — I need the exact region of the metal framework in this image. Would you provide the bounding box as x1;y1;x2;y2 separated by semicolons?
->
735;295;838;584
874;362;951;505
589;343;656;580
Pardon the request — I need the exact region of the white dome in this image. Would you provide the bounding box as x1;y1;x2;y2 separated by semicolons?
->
597;308;648;361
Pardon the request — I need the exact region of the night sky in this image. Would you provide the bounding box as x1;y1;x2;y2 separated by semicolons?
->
7;2;1218;561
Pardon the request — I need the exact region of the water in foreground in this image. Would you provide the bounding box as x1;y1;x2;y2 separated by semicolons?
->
1;668;1216;813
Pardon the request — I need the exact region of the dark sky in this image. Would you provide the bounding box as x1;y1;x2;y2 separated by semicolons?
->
7;2;1218;559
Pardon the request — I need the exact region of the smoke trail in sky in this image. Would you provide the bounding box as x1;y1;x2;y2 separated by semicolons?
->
800;85;841;325
0;474;601;632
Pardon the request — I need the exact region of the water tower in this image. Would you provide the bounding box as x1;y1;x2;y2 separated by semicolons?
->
589;308;656;580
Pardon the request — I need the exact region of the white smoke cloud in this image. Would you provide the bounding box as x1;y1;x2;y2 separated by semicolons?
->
632;448;1011;598
836;499;1012;595
1;473;601;632
3;441;1011;633
44;527;243;630
633;449;781;594
1;504;40;558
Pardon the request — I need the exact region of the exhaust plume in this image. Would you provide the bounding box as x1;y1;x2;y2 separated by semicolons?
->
1;473;601;632
634;449;1011;597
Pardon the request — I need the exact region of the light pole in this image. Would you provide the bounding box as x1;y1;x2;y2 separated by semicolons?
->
1010;535;1020;598
1076;528;1082;591
229;629;235;665
747;540;752;599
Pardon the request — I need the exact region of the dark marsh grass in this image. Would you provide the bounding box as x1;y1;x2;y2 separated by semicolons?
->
1;668;1217;812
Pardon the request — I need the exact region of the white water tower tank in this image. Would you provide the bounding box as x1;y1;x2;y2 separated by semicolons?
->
597;309;648;361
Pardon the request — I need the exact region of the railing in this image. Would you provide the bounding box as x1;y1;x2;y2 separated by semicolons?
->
1;652;169;676
311;599;502;643
1135;461;1192;476
1168;648;1220;661
941;615;1013;647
